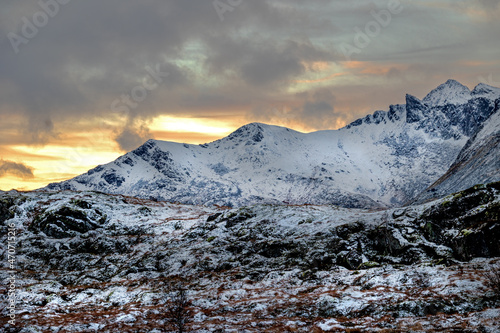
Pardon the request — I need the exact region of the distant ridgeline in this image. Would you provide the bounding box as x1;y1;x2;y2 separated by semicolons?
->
45;80;500;208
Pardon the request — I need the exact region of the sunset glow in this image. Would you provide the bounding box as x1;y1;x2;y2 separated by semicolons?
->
149;116;235;138
0;117;242;191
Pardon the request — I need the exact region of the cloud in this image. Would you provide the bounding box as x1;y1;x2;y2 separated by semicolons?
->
114;124;154;152
25;117;58;145
241;50;304;87
301;101;334;123
0;1;335;115
249;86;343;131
202;35;334;91
0;0;499;150
295;88;340;129
477;0;500;9
0;160;34;179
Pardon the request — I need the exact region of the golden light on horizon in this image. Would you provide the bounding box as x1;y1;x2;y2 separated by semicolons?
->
149;116;235;138
0;116;242;191
1;143;123;191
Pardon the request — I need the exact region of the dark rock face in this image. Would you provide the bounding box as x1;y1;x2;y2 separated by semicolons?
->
102;170;125;187
414;105;500;203
451;215;500;260
404;96;497;140
132;139;156;158
221;209;257;228
227;123;264;141
418;182;500;260
132;141;184;181
191;182;499;271
406;94;427;123
452;98;495;136
0;196;16;224
29;204;108;238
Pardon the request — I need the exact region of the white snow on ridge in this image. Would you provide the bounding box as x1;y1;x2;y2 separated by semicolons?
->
472;82;500;101
423;79;500;107
44;80;500;208
423;79;472;106
51;119;464;207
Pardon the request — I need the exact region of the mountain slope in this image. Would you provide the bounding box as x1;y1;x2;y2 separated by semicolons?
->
44;80;500;208
414;101;500;203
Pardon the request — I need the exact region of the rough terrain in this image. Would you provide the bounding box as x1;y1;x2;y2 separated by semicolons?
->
1;182;499;332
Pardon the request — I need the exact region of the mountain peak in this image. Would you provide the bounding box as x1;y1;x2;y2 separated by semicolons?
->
226;122;266;141
440;79;468;89
225;122;297;142
472;83;500;99
223;123;289;146
423;79;471;106
236;122;267;131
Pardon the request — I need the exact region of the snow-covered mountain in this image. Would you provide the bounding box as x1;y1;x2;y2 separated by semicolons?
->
44;80;500;208
414;100;500;203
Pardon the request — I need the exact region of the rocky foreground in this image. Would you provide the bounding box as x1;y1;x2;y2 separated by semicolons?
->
1;183;499;332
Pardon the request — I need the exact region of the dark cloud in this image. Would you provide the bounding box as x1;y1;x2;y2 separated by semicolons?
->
238;44;304;87
0;0;499;148
25;117;58;145
477;0;500;9
249;86;341;130
1;0;335;134
296;88;339;129
114;124;153;152
300;100;335;126
0;159;34;179
202;35;334;91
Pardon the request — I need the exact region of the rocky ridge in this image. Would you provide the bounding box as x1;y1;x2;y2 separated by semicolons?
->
45;80;500;209
1;181;499;332
415;103;500;203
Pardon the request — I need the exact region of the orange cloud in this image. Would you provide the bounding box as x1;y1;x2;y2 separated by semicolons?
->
343;61;408;76
295;72;347;84
458;60;499;67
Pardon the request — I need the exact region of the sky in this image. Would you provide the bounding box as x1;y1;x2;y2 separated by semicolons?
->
0;0;499;191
